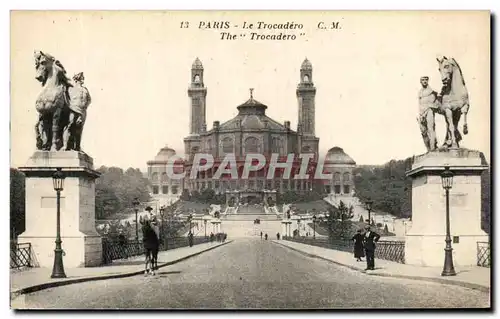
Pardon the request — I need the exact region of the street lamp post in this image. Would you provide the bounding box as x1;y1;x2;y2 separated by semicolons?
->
441;166;456;276
159;206;166;248
132;198;140;241
365;198;373;225
51;168;66;278
204;219;208;238
312;215;317;240
188;213;193;233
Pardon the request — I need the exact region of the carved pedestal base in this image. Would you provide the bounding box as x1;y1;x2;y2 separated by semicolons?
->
18;151;102;268
405;149;489;267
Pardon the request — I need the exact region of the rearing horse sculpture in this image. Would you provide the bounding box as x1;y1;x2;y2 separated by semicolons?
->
435;56;470;149
34;51;91;151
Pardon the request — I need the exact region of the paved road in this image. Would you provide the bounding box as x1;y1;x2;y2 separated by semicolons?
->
18;239;489;309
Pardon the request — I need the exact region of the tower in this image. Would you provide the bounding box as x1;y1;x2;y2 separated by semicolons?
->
188;57;207;135
296;58;319;158
296;58;316;136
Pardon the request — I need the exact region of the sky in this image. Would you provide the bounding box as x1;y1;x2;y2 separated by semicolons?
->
10;11;490;170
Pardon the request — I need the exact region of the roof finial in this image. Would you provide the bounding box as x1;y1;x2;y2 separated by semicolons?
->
250;88;254;99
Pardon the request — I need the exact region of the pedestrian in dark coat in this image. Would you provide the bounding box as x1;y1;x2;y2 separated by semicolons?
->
362;226;381;270
351;229;365;261
188;231;194;247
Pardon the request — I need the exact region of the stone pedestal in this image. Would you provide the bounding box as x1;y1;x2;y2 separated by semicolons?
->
281;221;291;237
18;151;102;268
281;222;287;236
405;149;488;267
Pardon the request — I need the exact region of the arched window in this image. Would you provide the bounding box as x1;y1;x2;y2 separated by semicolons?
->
245;136;260;154
333;172;341;183
161;172;168;183
222;137;233;154
343;185;350;194
303;75;309;82
343;172;350;182
272;137;283;154
194;74;200;82
151;172;159;182
205;139;212;153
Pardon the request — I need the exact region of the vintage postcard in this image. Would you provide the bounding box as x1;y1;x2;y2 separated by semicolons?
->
9;10;491;309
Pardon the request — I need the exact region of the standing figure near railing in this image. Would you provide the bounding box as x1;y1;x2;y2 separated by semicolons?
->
351;229;365;262
363;226;380;271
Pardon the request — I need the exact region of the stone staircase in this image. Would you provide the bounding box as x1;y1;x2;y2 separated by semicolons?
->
236;204;268;215
219;203;283;237
224;214;279;221
222;220;283;238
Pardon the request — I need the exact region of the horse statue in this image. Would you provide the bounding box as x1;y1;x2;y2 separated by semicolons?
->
435;56;470;149
34;51;91;151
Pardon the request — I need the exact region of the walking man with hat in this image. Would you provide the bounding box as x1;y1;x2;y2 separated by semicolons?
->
363;225;381;271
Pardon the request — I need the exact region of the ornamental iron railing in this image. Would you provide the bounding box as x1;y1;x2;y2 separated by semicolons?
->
477;241;490;268
10;242;33;269
102;236;211;264
284;236;405;264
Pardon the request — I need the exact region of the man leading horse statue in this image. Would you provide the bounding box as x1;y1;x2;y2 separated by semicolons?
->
34;51;91;152
418;55;470;152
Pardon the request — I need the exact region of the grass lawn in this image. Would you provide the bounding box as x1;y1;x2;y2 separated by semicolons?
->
309;220;396;238
290;200;335;212
175;201;211;213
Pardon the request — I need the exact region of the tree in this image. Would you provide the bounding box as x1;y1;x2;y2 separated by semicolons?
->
359;215;364;223
354;158;413;218
95;166;151;219
10;168;26;239
324;206;339;239
337;201;355;238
